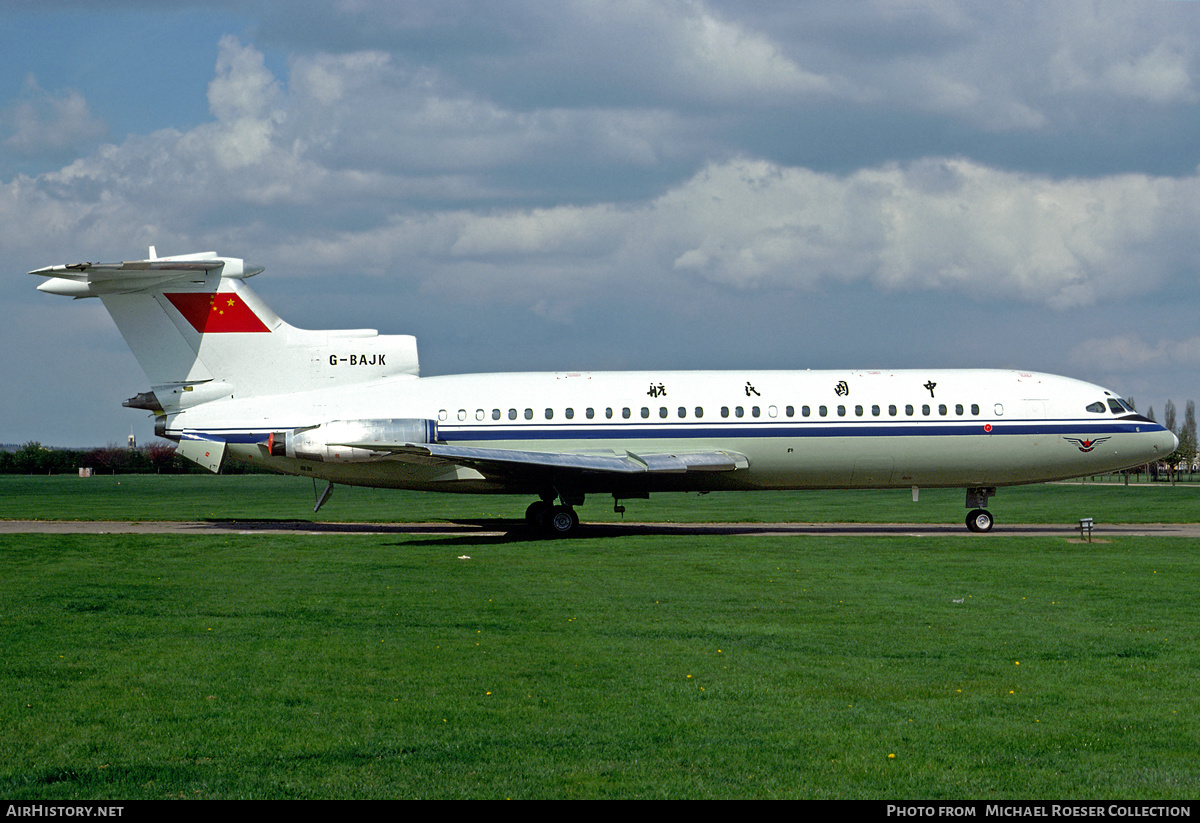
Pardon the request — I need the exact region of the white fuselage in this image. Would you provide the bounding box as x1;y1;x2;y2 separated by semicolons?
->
171;367;1176;495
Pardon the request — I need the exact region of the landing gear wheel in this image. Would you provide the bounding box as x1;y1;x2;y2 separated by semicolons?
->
548;505;579;536
525;500;552;529
966;509;993;533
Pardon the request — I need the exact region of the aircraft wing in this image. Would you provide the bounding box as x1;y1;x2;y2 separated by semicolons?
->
350;441;749;478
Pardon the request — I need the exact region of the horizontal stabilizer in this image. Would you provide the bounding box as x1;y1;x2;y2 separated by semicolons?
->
33;252;262;298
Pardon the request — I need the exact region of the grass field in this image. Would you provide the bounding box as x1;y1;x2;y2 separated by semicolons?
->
0;472;1197;525
2;477;1199;798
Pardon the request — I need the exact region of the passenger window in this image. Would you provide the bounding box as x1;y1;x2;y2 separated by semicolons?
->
872;405;880;416
524;408;533;420
855;405;864;416
586;408;594;419
606;408;613;419
786;406;794;417
735;407;744;418
971;404;980;415
492;409;501;420
721;406;730;418
905;405;914;416
819;405;828;417
458;409;467;421
939;404;947;415
641;407;650;419
439;409;448;421
922;405;931;416
837;405;846;417
565;408;574;419
508;409;517;420
678;407;686;418
545;408;553;420
802;405;811;417
695;407;704;418
752;406;761;418
1087;402;1106;414
955;404;964;415
659;407;668;419
994;404;1004;416
622;407;631;419
889;405;897;416
476;409;485;421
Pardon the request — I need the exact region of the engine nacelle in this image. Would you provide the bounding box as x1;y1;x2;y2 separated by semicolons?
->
268;418;437;463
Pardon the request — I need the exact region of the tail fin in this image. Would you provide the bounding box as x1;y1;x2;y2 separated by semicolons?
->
33;250;419;412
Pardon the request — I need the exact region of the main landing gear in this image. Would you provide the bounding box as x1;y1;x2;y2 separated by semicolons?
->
965;487;997;533
965;508;993;532
525;492;582;537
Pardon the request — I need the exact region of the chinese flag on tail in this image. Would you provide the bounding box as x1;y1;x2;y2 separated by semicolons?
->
164;293;270;333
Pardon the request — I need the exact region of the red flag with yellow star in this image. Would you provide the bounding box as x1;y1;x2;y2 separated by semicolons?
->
164;292;271;333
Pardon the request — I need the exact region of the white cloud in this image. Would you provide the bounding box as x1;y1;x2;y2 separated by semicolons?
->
1034;2;1199;108
1102;42;1195;104
713;1;1200;131
1051;39;1196;105
646;157;1195;308
205;36;286;169
1069;335;1200;373
667;2;838;100
193;2;1200;140
6;34;1200;317
256;155;1200;319
2;75;107;159
208;35;284;123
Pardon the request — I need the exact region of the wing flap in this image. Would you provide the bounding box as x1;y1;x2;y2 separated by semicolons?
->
358;441;748;476
176;434;226;473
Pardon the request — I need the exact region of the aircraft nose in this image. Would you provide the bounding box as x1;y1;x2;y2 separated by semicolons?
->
1143;424;1178;460
1155;427;1179;455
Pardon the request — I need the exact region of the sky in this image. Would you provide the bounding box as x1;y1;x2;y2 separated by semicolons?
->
4;0;1200;447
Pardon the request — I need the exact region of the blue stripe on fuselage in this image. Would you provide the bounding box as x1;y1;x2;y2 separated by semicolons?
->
437;419;1157;442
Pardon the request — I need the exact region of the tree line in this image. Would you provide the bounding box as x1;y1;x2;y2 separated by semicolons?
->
1128;397;1197;480
0;442;263;475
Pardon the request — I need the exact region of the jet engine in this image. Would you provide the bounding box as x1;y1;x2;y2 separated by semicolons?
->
267;418;437;463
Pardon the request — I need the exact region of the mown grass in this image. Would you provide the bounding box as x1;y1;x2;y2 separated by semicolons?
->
0;472;1196;524
2;531;1199;799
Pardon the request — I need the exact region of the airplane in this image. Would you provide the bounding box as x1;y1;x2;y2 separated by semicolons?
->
33;249;1178;535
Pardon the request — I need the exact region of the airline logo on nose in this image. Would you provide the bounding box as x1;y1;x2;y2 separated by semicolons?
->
165;292;270;333
1063;436;1111;453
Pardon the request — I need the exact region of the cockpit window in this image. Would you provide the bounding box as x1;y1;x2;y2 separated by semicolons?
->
1107;399;1124;414
1086;402;1106;414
